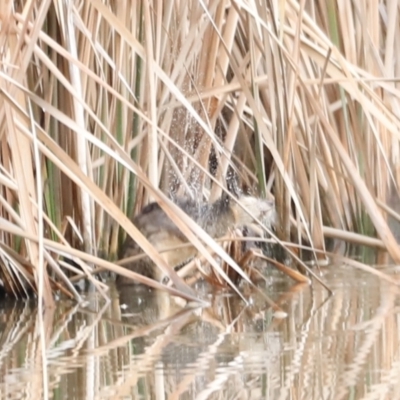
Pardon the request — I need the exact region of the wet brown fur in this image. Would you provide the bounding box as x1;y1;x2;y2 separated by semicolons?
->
117;196;274;285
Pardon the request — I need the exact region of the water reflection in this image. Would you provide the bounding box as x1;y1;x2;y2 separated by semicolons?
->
0;267;399;399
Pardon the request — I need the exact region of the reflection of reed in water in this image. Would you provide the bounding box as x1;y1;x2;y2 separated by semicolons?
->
114;287;284;399
112;269;400;399
117;195;275;285
0;270;398;399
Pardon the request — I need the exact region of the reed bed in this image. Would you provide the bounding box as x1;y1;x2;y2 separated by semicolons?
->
0;0;399;304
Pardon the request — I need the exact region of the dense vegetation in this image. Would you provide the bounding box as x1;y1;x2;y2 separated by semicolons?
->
1;0;399;306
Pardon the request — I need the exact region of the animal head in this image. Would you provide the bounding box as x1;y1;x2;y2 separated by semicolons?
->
232;196;275;227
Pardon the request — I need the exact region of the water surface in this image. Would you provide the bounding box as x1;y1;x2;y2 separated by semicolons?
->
0;266;399;399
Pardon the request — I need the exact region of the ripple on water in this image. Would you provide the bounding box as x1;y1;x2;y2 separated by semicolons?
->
0;265;399;399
